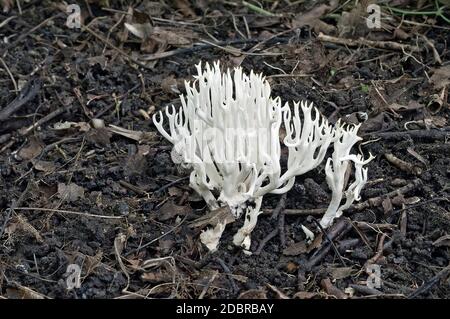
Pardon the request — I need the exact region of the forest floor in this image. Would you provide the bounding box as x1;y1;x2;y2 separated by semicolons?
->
0;0;449;299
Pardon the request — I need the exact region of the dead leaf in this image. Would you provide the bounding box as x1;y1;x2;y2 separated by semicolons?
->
175;0;197;18
425;116;447;128
321;278;347;299
389;100;424;112
430;65;450;90
161;75;180;94
267;284;289;299
158;200;192;221
168;187;184;197
152;27;196;47
188;206;235;229
382;197;393;214
141;271;172;283
238;289;267;299
86;127;112;146
6;285;47;299
15;214;43;243
108;124;156;143
293;291;320;299
283;241;308;256
18;136;43;160
1;0;13;12
57;183;85;202
291;1;338;31
53;121;90;132
328;266;354;280
286;261;299;273
124;9;153;40
433;234;450;247
31;159;56;173
307;232;323;252
337;3;369;37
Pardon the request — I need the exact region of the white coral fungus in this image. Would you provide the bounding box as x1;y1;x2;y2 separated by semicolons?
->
153;61;372;252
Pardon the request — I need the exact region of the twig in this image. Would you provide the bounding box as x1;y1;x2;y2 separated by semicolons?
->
384;153;422;175
154;176;189;194
0;78;41;122
200;39;281;56
408;264;450;299
82;25;153;70
124;215;187;257
139;37;290;61
0;181;32;239
278;210;286;248
242;1;277;16
13;207;125;219
363;127;450;141
352;179;422;211
366;233;387;265
0;57;18;93
19;106;66;136
0;14;63;55
119;180;147;196
305;218;353;270
350;284;383;296
198;270;219;299
254;228;278;255
271;193;287;219
317;32;420;53
215;258;238;294
313;219;347;267
263;207;326;216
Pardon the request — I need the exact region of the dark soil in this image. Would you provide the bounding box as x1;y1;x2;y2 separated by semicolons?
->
0;1;449;299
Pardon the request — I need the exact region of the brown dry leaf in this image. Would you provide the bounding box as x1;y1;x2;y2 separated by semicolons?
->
307;232;323;252
189;206;235;229
360;113;394;133
124;9;153;40
168;186;184;197
337;76;356;89
158;200;192;221
161;75;180;94
38;184;57;200
382;197;393;214
238;289;268;299
86;127;112;146
18;136;43;160
286;261;299;273
328;266;354;280
152;27;196;47
53;121;90;132
57;183;85;202
293;291;320;299
175;0;197;18
266;284;290;299
108;124;156;143
31;159;56;173
124;153;147;177
1;0;13;12
6;285;47;299
291;0;338;31
83;251;103;276
15;214;43;243
141;271;172;283
337;2;369;37
430;65;450;90
389;100;424;112
433;234;450;247
321;278;348;299
283;241;308;256
425;115;447;128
